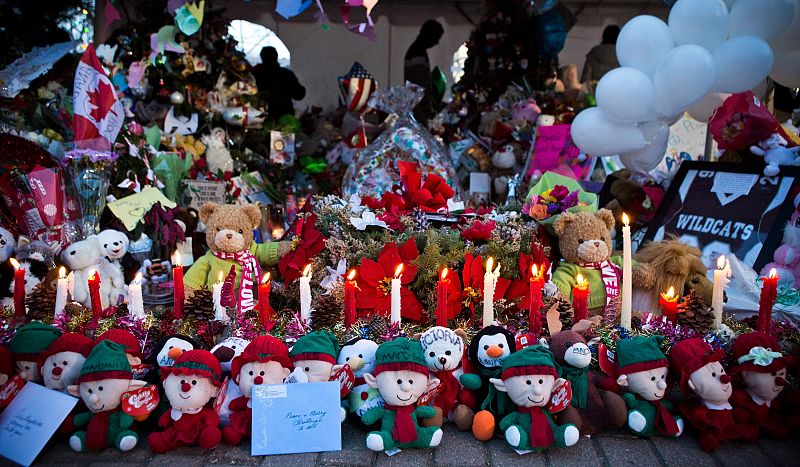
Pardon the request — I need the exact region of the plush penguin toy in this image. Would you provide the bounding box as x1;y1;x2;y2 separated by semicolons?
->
211;337;250;427
338;338;383;429
459;325;517;441
145;334;200;426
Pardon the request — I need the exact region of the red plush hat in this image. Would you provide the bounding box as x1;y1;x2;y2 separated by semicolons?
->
231;335;293;380
0;346;12;377
95;329;142;359
161;349;223;387
731;332;790;374
669;338;725;396
41;333;93;365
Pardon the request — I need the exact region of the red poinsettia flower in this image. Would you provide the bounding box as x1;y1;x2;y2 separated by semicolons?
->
460;220;496;241
378;205;404;230
461;253;510;318
279;213;326;282
355;238;424;322
397;161;455;213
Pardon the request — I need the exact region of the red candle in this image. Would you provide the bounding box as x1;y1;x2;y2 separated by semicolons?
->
572;273;590;323
172;250;184;319
658;286;679;323
344;269;357;327
436;268;450;327
87;269;102;320
257;272;272;328
10;258;25;318
758;268;779;332
528;264;544;337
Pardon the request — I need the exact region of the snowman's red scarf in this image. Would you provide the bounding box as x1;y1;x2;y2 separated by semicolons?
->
213;250;260;313
579;260;620;306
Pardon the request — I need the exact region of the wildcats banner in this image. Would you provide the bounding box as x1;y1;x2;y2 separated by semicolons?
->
73;44;124;150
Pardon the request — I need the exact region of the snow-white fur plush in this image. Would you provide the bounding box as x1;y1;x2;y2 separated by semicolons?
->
420;326;466;374
96;229;129;297
201;128;234;174
761;210;800;288
61;237;119;309
750;133;800;177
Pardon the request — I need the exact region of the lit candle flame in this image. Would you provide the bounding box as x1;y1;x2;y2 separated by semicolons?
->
768;268;778;279
302;264;312;277
217;271;223;284
9;258;20;270
664;286;676;300
88;269;98;281
172;250;181;268
717;255;726;270
347;269;357;281
622;213;630;226
531;264;539;278
394;263;404;278
262;272;271;284
486;257;494;272
59;266;66;279
133;272;142;284
441;267;449;280
576;273;587;287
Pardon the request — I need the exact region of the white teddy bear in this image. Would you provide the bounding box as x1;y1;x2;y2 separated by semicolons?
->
750;133;800;177
61;237;120;309
201;128;234;174
96;229;129;300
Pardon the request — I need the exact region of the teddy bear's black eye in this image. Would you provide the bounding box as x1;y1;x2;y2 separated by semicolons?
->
600;237;605;241
104;244;108;248
429;352;435;357
358;354;362;358
445;351;451;356
238;229;243;234
232;346;236;349
578;239;584;244
216;227;221;232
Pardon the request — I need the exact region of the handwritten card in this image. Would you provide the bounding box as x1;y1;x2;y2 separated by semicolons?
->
183;180;226;209
251;381;341;456
0;383;77;466
528;124;593;180
107;186;177;231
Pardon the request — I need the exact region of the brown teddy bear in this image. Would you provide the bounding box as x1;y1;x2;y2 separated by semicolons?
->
551;209;654;316
632;238;714;314
183;203;290;311
548;329;627;435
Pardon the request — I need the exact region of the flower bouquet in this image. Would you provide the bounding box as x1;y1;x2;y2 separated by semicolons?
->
61;149;118;236
523;171;597;234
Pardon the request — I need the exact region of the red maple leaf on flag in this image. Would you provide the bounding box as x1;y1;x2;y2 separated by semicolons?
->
87;80;118;123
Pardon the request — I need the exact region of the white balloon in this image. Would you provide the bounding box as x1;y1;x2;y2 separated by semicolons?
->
596;68;656;123
771;48;800;88
729;0;796;42
712;36;774;93
619;122;670;173
617;16;675;77
688;92;731;122
653;45;716;117
772;0;800;50
669;0;729;52
571;107;646;156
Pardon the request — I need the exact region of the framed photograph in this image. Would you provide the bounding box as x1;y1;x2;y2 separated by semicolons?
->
643;161;800;271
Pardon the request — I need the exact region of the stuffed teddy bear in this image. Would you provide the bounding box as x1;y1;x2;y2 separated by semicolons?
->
289;331;346;421
490;345;580;451
61;236;119;309
201;128;234;174
222;335;293;445
750;132;800;176
361;338;443;451
616;336;683;438
96;229;129;298
761;209;800;288
418;326;475;430
147;349;223;453
604;170;664;232
183;203;290;313
211;337;249;427
552;209;655;316
41;333;93;393
338;337;384;427
459;325;517;441
669;338;757;452
633;238;714;315
67;340;148;452
9;321;61;383
730;332;792;440
548;330;626;435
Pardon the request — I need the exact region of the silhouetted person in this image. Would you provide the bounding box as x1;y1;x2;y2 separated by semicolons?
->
404;20;444;121
253;46;306;121
581;25;620;82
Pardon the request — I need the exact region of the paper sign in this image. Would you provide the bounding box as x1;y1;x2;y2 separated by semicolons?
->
0;382;78;466
182;180;226;209
107;186;177;231
251;381;342;455
121;385;160;417
547;379;572;413
528;125;593;180
330;365;354;397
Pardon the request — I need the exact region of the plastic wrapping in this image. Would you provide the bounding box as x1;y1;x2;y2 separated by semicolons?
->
342;83;462;199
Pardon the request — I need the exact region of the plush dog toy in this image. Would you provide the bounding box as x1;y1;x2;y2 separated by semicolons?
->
222;335;293;445
67;340;148;452
670;338;757;452
362;338;443;451
490;345;580;451
41;333;93;393
338;337;383;427
616;336;683;438
730;332;792;440
10;321;61;383
148;349;223;453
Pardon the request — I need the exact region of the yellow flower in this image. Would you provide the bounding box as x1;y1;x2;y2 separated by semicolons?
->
175;134;206;159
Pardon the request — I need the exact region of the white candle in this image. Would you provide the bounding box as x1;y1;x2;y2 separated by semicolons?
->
482;257;500;328
621;213;632;330
711;255;731;329
300;264;313;322
212;271;226;322
128;272;145;319
390;263;404;326
54;267;68;320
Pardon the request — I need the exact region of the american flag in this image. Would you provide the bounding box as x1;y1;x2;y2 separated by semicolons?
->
338;62;377;113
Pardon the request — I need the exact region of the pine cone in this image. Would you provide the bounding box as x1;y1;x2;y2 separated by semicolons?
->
368;314;389;336
184;287;215;321
25;282;56;321
554;297;574;329
311;294;342;329
677;290;714;333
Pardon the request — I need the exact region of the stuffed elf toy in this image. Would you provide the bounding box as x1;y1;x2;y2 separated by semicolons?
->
490;346;580;451
67;340;147;452
148;349;223;453
362;338;443;451
290;331;346;421
616;336;683;438
730;332;792;440
95;329;143;366
10;322;61;383
670;338;757;452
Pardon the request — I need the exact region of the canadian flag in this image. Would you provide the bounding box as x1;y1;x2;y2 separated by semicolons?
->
73;44;124;150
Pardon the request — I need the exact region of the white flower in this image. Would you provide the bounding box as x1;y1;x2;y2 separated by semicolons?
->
350;210;388;231
320;259;348;292
348;194;366;214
